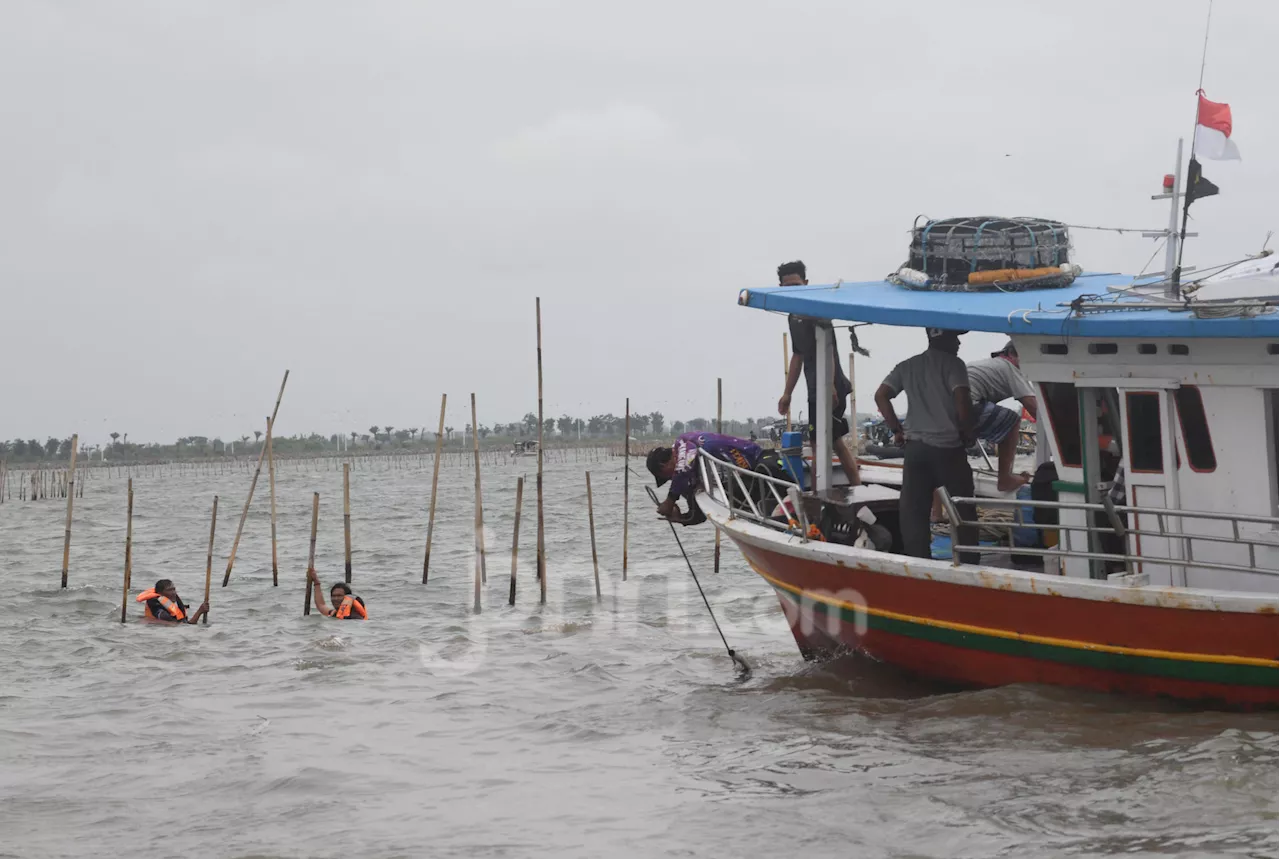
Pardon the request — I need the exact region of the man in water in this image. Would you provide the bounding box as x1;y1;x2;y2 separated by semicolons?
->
135;579;209;624
775;260;860;486
968;339;1038;491
307;569;368;619
647;431;764;525
874;328;979;563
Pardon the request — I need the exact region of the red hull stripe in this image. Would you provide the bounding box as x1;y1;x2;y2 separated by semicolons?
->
764;575;1277;688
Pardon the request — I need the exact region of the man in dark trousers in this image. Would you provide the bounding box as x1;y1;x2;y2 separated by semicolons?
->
874;328;979;563
775;260;860;486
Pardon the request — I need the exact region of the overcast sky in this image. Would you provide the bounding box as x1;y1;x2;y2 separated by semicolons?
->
2;0;1275;445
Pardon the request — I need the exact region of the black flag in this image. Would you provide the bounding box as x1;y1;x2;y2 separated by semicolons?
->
1186;157;1220;204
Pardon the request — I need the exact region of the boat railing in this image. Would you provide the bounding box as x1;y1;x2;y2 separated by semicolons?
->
696;455;807;538
936;489;1279;578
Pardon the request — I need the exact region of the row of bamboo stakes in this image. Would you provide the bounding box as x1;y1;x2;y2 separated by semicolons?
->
19;307;822;621
0;464;86;501
0;444;634;490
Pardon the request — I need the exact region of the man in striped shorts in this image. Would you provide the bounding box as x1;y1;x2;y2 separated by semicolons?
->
968;340;1038;492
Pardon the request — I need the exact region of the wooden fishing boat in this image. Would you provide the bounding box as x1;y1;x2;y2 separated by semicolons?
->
702;199;1278;708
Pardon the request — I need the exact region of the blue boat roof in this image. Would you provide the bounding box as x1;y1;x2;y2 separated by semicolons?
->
738;273;1279;339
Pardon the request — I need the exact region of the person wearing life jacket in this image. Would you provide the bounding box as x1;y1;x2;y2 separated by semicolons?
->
306;569;368;620
135;579;209;624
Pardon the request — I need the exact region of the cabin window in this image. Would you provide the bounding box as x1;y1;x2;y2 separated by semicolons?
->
1040;343;1068;356
1126;392;1164;473
1041;382;1081;467
1137;343;1157;355
1172;386;1216;472
1168;344;1190;356
1268;343;1278;356
1088;343;1118;355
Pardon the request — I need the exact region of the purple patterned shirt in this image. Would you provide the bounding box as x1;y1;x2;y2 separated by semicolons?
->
668;432;763;498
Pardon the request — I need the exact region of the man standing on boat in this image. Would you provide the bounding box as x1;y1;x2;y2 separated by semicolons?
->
874;328;980;563
775;260;860;486
967;340;1038;492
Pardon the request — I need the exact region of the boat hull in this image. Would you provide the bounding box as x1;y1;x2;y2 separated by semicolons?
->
721;518;1278;709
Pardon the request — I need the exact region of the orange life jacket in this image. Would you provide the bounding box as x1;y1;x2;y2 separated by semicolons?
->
334;595;367;620
136;589;186;621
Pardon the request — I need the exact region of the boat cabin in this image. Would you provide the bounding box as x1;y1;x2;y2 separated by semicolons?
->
737;264;1279;593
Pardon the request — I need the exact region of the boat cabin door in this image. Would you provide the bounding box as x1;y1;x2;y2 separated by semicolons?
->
1116;385;1184;586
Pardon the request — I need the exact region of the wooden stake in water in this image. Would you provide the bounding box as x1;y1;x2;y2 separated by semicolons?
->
471;393;487;585
783;333;791;432
267;416;279;586
223;370;290;587
60;434;79;588
119;479;134;624
715;379;722;574
303;492;319;616
509;476;523;606
423;393;447;584
343;462;352;584
849;350;857;448
622;399;630;581
203;495;218;624
586;471;601;602
536;297;546;604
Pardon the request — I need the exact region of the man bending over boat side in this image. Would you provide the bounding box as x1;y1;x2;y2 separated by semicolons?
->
647;432;764;525
874;328;980;563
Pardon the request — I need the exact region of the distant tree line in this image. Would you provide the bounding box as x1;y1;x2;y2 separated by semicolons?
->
0;412;786;463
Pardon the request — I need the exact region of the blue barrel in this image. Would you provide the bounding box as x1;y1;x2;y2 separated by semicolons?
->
781;431;806;491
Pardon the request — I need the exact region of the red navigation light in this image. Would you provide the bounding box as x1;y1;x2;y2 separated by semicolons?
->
1162;174;1175;191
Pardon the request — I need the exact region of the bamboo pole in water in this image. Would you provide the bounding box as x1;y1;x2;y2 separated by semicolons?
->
303;492;319;616
783;333;791;432
60;434;79;588
849;351;857;457
203;495;218;624
536;297;546;604
586;471;601;602
343;462;352;584
471;393;487;584
423;393;447;584
119;479;134;623
715;379;722;574
267;416;279;586
622;400;630;581
223;370;289;587
509;476;523;606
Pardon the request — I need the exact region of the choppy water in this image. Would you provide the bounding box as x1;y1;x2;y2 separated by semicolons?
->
1;453;1275;859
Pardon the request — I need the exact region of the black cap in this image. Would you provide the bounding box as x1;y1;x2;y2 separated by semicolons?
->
926;327;967;340
646;447;672;486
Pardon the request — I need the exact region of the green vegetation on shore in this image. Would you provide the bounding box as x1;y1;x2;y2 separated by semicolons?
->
1;411;799;464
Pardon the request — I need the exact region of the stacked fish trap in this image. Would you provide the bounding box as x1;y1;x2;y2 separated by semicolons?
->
893;216;1080;292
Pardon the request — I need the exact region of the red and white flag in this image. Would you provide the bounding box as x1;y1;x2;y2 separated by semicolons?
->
1194;91;1241;161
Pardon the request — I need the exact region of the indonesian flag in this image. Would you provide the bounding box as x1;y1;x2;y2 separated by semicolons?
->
1194;91;1241;161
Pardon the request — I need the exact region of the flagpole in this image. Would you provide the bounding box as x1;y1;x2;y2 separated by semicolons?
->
1171;0;1216;295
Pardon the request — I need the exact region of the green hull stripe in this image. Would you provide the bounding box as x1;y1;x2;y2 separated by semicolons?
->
774;587;1277;688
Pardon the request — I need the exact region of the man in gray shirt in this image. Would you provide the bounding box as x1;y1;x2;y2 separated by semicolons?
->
874;328;978;562
967;340;1039;492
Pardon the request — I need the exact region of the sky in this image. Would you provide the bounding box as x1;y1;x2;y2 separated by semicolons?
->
1;0;1276;445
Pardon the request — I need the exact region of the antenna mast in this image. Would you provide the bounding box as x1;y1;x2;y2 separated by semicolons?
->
1170;0;1216;298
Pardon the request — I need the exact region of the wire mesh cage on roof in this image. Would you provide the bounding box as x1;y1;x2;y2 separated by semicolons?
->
909;217;1071;285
